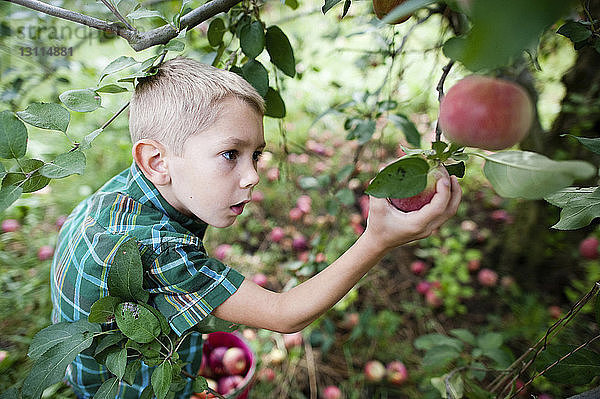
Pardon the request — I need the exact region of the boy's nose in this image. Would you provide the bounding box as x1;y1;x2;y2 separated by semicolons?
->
240;165;260;189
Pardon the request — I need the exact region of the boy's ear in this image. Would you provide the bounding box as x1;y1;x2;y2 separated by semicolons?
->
132;139;171;186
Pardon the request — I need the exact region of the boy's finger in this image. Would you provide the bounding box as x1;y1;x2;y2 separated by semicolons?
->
447;176;462;216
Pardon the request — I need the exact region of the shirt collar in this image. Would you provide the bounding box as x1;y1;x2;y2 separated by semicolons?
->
125;162;208;237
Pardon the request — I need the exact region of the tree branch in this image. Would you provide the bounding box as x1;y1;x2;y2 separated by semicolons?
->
100;0;135;31
5;0;243;51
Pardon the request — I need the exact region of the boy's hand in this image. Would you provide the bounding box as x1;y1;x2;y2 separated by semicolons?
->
363;175;462;253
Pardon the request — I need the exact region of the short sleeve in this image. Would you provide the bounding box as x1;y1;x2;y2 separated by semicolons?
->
147;243;245;335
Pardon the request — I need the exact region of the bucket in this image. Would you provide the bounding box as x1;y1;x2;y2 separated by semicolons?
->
199;331;256;399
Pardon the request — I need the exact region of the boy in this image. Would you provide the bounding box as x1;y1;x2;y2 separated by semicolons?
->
50;56;461;398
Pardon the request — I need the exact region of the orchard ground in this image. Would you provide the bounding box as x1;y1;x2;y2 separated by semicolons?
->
1;0;599;397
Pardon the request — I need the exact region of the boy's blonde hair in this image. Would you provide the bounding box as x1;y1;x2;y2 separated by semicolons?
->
129;56;265;156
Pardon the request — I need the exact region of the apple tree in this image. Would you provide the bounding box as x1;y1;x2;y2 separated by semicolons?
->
1;0;600;397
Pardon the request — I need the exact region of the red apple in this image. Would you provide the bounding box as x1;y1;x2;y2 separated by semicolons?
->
269;227;285;243
296;195;312;214
579;237;599;260
410;260;427;276
467;259;481;272
56;215;67;229
37;245;54;261
251;190;264;202
214;244;232;261
315;252;326;263
425;289;443;308
218;375;244;395
283;332;303;349
2;219;20;233
477;268;498;287
257;367;276;382
292;235;309;251
372;0;411;24
341;312;360;329
208;346;229;375
322;385;342;399
439;75;534;151
548;305;562;320
388;165;449;212
416;281;431;295
289;207;303;221
223;347;247;375
386;361;408;385
364;360;386;382
251;273;268;287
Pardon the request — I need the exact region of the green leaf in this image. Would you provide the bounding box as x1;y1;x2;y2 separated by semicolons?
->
94;331;126;356
0;387;20;399
265;26;296;77
93;377;120;399
3;159;50;193
240;21;265;59
545;187;600;230
449;329;476;346
164;39;185;52
264;87;286;118
387;113;421;148
0;111;28;159
108;238;149;303
322;0;343;14
557;21;592;43
89;296;122;323
193;315;238;334
241;60;269;97
105;347;128;379
482;347;512;368
0;185;23;213
126;339;162;359
381;0;437;25
99;56;139;83
365;156;429;198
423;345;462;369
127;8;169;23
335;188;355;206
482;151;596;200
193;376;209;394
40;150;86;179
285;0;299;10
562;134;600;154
442;0;574;71
207;18;226;47
16;103;70;133
123;359;142;386
536;344;600;385
476;332;502;351
140;386;153;399
59;89;101;113
415;334;464;352
445;162;465;178
346;119;376;144
431;372;464;399
95;84;129;94
151;362;173;399
115;302;161;343
28;320;100;360
22;332;96;399
139;303;170;335
80;128;103;150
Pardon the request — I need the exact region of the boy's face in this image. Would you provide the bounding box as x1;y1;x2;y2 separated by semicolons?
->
166;97;265;228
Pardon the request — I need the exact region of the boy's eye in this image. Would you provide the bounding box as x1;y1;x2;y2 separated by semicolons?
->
222;150;238;160
253;151;263;162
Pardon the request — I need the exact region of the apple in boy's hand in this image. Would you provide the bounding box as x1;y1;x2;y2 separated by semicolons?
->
388;166;449;212
223;347;247;375
218;375;244;395
364;360;386;382
439;75;534;151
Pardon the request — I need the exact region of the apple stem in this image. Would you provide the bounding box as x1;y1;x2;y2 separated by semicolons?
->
434;60;455;143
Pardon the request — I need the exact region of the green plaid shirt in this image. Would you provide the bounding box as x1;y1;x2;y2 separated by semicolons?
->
50;162;245;398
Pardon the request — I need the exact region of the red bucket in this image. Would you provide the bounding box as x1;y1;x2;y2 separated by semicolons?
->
199;331;256;399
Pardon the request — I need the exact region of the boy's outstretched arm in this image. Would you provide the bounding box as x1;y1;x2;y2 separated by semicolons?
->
213;176;462;333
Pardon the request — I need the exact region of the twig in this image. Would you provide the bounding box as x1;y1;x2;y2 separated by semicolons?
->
510;333;600;399
434;60;454;142
304;338;318;399
6;0;243;51
100;0;136;31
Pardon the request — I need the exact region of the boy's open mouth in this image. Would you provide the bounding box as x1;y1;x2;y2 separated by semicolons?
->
230;200;249;215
